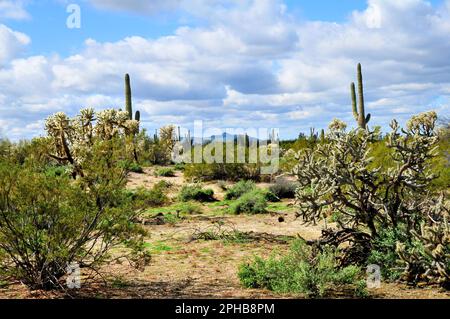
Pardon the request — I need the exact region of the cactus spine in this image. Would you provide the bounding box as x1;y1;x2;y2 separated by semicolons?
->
351;63;371;129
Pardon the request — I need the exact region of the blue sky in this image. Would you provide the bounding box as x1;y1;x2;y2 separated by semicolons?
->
0;0;449;140
10;0;444;55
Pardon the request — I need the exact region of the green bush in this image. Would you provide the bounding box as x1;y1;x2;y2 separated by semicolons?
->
0;152;149;290
118;160;144;174
156;168;175;177
178;202;203;215
269;178;299;199
430;127;450;191
184;162;261;182
225;180;256;200
263;190;280;202
174;163;186;171
179;185;215;202
44;165;70;178
367;227;408;281
229;189;268;215
238;240;367;298
129;182;169;208
129;162;144;173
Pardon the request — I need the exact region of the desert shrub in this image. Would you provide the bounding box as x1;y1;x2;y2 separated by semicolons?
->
225;180;256;200
0;153;149;290
45;165;70;178
174;163;185;171
118;160;144;173
129;182;169;208
430;125;450;191
0;110;151;290
367;227;410;281
184;163;262;182
156;167;175;177
238;240;367;298
269;178;299;199
137;126;177;165
129;163;144;173
178;202;203;215
179;185;215;202
0;138;50;167
229;189;267;215
263;190;280;202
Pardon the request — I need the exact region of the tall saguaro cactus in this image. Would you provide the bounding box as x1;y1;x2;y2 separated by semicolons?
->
351;64;371;129
125;74;133;120
125;74;141;123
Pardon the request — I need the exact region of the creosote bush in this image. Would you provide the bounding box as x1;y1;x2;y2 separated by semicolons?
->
128;181;170;208
0;157;148;290
269;178;299;199
225;180;256;200
229;189;268;215
238;240;367;298
177;202;203;215
179;184;215;202
156;167;175;177
0;109;151;291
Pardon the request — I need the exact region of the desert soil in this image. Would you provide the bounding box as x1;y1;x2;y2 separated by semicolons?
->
0;168;448;299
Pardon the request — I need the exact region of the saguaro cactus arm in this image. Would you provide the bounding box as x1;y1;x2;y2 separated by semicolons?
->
351;82;358;121
350;63;371;129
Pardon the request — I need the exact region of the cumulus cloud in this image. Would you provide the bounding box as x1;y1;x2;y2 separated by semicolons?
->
0;0;449;140
0;24;30;64
0;0;30;20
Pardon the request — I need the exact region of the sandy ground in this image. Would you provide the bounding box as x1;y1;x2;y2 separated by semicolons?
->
1;168;448;299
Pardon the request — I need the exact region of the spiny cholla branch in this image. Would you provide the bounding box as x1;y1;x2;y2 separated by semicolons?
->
45;108;139;178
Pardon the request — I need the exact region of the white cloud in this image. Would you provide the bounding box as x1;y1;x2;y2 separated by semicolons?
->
0;24;30;64
1;0;450;140
0;0;29;20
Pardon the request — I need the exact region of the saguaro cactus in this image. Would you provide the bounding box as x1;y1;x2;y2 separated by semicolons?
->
351;64;371;129
125;74;133;120
320;129;325;142
125;74;141;123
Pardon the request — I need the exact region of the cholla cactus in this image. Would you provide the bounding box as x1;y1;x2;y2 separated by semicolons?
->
45;108;137;178
406;111;437;136
396;198;449;286
328;119;347;132
294;111;446;276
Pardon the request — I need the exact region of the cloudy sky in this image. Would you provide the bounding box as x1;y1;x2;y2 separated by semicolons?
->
0;0;449;140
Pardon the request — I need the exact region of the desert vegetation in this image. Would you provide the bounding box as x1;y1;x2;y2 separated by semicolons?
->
0;69;448;299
